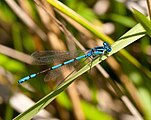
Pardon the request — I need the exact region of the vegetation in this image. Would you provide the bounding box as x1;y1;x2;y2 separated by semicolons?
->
0;0;151;120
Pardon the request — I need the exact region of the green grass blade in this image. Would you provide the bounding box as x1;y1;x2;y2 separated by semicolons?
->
13;20;146;120
47;0;113;43
133;9;151;37
109;13;136;27
47;0;151;80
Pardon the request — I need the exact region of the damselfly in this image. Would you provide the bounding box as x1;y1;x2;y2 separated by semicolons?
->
18;42;112;84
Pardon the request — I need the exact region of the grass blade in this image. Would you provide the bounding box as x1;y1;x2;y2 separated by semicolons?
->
47;0;151;80
133;8;151;37
14;20;146;119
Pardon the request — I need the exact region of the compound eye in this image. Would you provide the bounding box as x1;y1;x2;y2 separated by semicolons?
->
103;42;112;52
107;47;112;52
103;42;107;46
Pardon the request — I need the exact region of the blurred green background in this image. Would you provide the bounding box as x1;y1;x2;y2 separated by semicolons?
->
0;0;151;120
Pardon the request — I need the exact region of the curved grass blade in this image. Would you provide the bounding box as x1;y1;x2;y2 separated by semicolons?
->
47;0;113;43
46;0;151;80
133;9;151;37
13;21;146;120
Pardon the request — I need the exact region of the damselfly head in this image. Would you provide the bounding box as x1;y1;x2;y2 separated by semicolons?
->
103;42;112;53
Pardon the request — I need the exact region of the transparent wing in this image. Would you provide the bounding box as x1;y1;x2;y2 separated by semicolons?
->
43;56;91;82
44;68;62;82
44;60;80;82
31;50;87;65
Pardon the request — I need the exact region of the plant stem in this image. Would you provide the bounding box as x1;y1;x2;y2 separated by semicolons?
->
146;0;151;19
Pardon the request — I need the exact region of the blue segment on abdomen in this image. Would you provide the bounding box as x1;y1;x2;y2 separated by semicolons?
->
64;59;75;65
18;73;36;84
76;55;86;60
51;64;62;69
86;52;92;57
18;76;30;84
30;73;36;78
